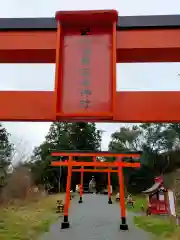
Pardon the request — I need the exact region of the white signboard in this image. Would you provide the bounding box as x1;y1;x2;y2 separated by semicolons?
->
168;190;176;217
76;184;80;192
110;185;112;194
159;194;165;201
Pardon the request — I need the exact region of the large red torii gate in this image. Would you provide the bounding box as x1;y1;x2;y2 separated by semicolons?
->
0;10;180;122
0;8;179;231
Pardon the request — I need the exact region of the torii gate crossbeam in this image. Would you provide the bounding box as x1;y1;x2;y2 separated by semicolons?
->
0;11;179;122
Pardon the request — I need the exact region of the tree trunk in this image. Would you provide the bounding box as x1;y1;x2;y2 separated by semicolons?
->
173;168;180;224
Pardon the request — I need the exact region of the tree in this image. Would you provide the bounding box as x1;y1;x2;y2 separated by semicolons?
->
29;122;102;192
0;124;13;168
30;122;73;192
0;124;13;195
127;165;155;194
0;123;13;187
9;137;32;169
109;124;177;172
45;122;73;150
70;122;101;151
108;125;143;152
139;123;176;153
108;124;171;193
139;124;178;174
168;124;180;150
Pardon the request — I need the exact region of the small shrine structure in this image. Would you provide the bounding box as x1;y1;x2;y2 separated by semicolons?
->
143;176;169;215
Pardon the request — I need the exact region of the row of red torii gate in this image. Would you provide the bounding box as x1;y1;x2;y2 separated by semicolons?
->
51;151;141;230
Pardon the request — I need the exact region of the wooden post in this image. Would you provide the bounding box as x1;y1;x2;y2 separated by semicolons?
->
108;169;113;204
61;156;72;229
79;166;84;203
118;157;128;230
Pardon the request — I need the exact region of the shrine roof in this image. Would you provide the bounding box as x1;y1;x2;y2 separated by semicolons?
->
142;182;161;194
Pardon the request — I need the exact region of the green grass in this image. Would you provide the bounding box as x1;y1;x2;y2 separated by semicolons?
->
125;195;180;239
113;194;147;213
126;195;147;213
134;215;176;237
0;194;64;240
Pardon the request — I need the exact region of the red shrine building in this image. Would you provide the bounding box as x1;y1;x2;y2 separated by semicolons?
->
143;176;169;215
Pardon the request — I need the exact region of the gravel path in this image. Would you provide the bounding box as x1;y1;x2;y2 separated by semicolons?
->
40;194;152;240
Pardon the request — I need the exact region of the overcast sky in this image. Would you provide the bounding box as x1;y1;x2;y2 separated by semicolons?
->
0;0;180;154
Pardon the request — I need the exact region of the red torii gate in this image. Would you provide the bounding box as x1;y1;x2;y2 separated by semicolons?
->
0;10;180;122
51;151;141;230
0;7;179;232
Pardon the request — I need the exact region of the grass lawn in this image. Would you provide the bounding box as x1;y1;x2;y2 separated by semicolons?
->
130;195;180;240
0;194;64;240
134;215;180;239
126;195;148;213
114;194;180;239
113;194;148;213
134;215;176;237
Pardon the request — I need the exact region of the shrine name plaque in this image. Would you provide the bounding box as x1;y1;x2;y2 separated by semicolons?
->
55;10;118;120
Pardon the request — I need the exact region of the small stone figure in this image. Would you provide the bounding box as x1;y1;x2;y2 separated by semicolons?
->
127;194;134;207
89;176;96;193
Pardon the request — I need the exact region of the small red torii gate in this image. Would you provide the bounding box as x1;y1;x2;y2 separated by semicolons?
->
51;151;141;230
